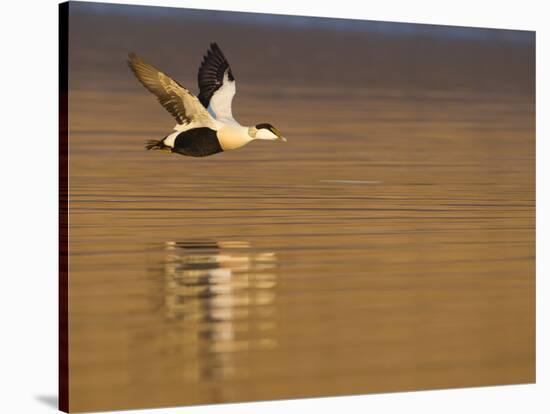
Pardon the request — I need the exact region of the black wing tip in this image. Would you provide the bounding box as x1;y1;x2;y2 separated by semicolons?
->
206;42;226;59
202;42;234;79
197;42;234;107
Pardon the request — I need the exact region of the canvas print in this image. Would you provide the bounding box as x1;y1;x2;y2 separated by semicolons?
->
59;1;535;412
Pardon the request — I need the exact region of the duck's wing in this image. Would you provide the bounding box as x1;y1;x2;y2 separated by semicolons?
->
128;53;215;127
197;43;237;124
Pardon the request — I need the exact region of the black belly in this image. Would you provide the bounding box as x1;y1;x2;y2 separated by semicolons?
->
172;128;223;157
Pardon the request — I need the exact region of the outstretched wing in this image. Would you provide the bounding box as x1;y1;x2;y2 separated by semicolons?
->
128;53;214;126
197;43;237;123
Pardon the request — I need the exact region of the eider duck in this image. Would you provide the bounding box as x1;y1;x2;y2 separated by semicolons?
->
128;43;286;157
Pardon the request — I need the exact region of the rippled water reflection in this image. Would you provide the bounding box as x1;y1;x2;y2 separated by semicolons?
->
163;240;278;379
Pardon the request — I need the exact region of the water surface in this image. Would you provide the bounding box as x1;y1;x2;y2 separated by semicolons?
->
67;4;535;412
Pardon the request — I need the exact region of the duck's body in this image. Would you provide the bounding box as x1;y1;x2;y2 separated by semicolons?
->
157;128;223;157
156;125;252;157
128;43;286;157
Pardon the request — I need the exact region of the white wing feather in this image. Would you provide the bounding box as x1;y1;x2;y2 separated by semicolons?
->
208;71;238;124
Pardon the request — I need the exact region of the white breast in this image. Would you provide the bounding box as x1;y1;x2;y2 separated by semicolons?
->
217;125;252;151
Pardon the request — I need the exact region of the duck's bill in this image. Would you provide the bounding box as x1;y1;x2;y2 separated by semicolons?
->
271;127;287;142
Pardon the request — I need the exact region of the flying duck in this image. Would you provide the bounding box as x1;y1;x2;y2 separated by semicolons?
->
128;43;287;157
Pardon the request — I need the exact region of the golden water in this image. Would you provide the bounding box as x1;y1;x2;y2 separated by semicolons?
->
67;83;534;411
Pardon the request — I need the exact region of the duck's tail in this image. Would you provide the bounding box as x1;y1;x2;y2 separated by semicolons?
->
145;139;167;151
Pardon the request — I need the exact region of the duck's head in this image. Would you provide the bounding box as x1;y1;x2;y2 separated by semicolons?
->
250;123;287;142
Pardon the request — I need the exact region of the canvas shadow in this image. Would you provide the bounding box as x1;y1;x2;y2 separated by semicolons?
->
35;394;58;409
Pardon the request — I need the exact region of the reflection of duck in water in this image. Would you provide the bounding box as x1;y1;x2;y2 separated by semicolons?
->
162;240;278;381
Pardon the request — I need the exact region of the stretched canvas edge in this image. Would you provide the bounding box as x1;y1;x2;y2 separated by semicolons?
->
59;1;69;412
